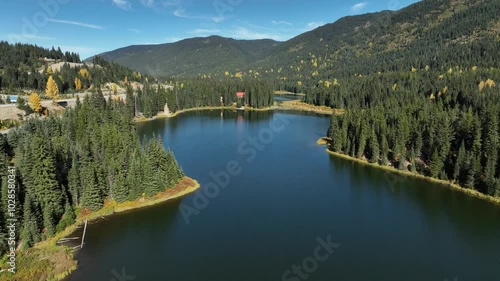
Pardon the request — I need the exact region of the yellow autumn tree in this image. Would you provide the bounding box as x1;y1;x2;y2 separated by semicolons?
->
45;75;59;99
479;81;486;91
485;79;495;88
74;78;82;90
480;79;496;91
79;68;89;78
124;76;128;83
112;83;118;94
28;92;42;113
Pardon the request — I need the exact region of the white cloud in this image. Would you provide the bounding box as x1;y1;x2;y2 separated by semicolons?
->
272;20;292;26
190;29;222;35
172;7;225;22
164;36;185;43
212;16;225;23
127;28;141;33
307;22;325;30
60;46;99;54
59;46;98;58
112;0;132;10
48;19;104;29
140;0;155;7
351;2;367;12
229;27;282;41
173;8;186;18
161;0;179;7
7;33;54;41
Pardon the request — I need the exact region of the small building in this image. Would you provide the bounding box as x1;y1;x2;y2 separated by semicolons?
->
57;101;69;107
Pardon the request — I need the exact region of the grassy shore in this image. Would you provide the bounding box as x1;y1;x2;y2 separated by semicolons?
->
274;90;306;96
279;100;344;115
134;100;341;122
0;177;199;281
317;138;500;206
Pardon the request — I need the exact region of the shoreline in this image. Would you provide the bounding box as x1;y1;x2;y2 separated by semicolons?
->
274;90;306;96
1;177;200;281
318;138;500;206
134;100;339;123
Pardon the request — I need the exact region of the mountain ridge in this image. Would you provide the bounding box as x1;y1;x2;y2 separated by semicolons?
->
87;36;280;77
89;0;500;79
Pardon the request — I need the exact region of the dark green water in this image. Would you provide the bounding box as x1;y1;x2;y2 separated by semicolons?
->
67;110;500;281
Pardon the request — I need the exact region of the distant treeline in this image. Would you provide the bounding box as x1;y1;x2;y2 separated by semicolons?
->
129;78;274;118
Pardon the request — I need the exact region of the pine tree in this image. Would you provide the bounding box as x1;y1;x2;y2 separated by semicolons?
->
126;152;143;200
356;122;368;158
166;149;184;187
410;153;417;173
453;141;466;182
483;109;499;196
398;153;406;170
55;204;75;233
369;129;379;164
143;158;159;196
126;85;135;118
148;137;168;189
113;171;129;203
20;191;41;247
42;206;55;237
68;160;81;206
81;165;103;211
381;135;389;165
429;149;442;178
30;136;63;231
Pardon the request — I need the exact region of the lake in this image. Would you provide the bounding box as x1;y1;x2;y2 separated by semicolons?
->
67;110;500;281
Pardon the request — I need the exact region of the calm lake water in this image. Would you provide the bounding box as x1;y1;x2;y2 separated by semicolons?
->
67;110;500;281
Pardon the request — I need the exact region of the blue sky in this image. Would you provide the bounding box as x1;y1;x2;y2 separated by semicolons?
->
0;0;420;59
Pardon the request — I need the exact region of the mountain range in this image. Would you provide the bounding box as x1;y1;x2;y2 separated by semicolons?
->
88;0;500;79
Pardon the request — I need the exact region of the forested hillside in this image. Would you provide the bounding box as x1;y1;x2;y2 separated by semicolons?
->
90;36;279;77
92;0;499;83
0;91;184;254
0;42;151;94
271;0;500;88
